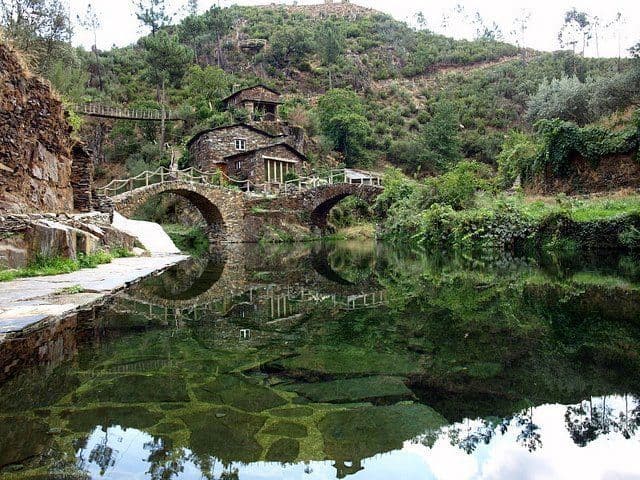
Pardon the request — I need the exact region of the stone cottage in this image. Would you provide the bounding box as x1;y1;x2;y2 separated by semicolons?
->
222;85;282;121
225;142;307;184
187;123;306;184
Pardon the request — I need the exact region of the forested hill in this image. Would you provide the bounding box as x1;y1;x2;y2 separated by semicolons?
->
6;1;639;180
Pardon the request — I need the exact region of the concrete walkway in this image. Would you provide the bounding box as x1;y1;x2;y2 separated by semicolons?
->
0;255;187;336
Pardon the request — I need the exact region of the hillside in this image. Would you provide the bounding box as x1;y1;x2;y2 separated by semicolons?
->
22;2;638;182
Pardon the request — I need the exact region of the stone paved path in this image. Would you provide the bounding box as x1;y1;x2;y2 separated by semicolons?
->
0;255;187;335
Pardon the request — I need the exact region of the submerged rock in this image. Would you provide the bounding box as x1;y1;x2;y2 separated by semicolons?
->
319;403;447;461
0;417;51;469
265;438;299;463
61;405;162;433
182;407;266;464
262;421;308;438
74;373;190;404
285;376;414;404
193;375;287;412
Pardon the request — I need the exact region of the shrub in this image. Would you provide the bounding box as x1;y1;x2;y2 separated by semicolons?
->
526;76;593;126
533;119;639;177
420;161;493;210
496;131;539;188
619;225;640;251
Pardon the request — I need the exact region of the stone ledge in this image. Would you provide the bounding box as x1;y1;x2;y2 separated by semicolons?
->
0;254;188;337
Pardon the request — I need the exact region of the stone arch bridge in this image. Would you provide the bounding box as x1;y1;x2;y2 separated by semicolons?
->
103;168;384;244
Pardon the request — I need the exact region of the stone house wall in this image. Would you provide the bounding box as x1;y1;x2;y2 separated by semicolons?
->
225;86;281;108
226;143;304;183
0;43;75;213
189;125;280;172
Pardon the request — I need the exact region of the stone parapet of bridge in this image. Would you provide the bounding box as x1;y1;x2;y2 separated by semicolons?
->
108;171;384;244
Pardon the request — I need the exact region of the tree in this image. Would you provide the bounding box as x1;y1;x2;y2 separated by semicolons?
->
558;9;592;56
316;20;345;66
77;3;103;90
269;24;315;69
510;9;531;64
607;12;626;71
315;20;345;88
134;0;171;36
418;101;463;172
142;31;194;148
317;89;371;166
186;0;198;16
0;0;72;67
472;11;502;41
526;76;593;126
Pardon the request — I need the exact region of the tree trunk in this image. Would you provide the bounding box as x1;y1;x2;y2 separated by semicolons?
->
160;79;166;151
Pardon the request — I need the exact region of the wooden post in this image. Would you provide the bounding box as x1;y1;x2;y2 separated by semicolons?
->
145;172;149;187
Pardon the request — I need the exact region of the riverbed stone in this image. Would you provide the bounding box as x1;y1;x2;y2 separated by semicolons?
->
62;406;162;433
194;375;287;412
182;407;266;464
265;438;299;463
284;376;414;404
0;417;51;469
262;421;308;438
275;346;421;376
74;373;189;404
318;403;447;461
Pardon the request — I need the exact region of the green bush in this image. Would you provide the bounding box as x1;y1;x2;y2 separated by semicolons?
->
619;225;640;251
496;131;540;188
533;118;638;177
420;161;493;210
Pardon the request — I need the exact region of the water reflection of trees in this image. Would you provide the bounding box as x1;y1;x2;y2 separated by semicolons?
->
444;396;640;455
445;407;540;454
565;395;640;446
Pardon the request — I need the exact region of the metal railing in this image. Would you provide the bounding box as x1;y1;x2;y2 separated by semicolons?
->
97;167;384;198
74;103;183;121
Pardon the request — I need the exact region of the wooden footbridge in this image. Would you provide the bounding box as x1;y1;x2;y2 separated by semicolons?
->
74;103;183;121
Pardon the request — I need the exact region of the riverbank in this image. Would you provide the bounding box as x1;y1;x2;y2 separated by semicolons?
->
0;254;188;337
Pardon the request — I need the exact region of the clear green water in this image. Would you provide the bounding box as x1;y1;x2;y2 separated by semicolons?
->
1;241;640;479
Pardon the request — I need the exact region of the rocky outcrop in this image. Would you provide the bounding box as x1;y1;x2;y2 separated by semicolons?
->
0;42;74;213
0;213;136;269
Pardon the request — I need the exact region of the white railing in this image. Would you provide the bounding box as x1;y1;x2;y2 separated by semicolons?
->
96;167;384;198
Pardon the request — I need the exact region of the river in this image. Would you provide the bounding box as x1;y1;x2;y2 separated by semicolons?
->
0;241;639;479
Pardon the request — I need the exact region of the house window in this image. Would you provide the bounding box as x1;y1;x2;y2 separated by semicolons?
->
235;161;242;170
235;139;246;151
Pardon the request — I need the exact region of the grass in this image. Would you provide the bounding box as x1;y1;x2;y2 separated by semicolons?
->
0;249;133;282
55;285;86;295
328;224;376;240
478;192;640;223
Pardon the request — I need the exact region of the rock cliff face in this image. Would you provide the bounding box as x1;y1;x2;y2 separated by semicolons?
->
0;42;74;213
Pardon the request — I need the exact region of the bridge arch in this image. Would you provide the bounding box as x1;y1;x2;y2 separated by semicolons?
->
111;182;246;244
294;184;384;233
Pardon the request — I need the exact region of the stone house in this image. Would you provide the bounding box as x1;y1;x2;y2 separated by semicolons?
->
222;85;282;121
225;142;307;184
187;124;306;184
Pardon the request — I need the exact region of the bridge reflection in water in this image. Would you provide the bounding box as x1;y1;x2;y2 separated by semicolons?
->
3;241;640;479
111;241;387;339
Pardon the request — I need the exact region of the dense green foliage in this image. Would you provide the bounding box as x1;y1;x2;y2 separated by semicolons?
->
377;162;640;256
3;2;637;179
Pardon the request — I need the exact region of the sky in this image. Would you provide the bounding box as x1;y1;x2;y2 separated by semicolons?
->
69;0;640;58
